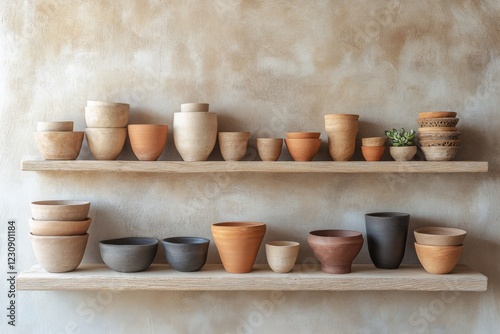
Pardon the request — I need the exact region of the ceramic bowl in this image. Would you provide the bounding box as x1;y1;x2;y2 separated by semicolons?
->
180;103;209;112
34;131;84;160
417;118;459;128
361;137;386;147
162;237;210;272
30;233;89;273
414;227;466;246
418;111;457;119
85;127;127;160
128;124;168;161
99;237;159;272
419;139;462;147
265;241;300;273
421;146;459;161
31;200;90;221
286;132;321;139
361;146;385;161
87;100;129;107
256;138;283;161
414;242;464;274
285;138;321;161
29;217;92;236
85;105;129;128
418;131;461;141
37;121;74;132
218;132;251;161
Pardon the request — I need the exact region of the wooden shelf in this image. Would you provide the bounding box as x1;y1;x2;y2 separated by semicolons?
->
17;264;487;291
21;160;488;173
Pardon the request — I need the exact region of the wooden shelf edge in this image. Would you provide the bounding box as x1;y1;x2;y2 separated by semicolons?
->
16;264;487;292
21;160;489;174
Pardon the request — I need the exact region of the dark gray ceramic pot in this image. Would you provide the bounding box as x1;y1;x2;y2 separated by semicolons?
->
99;237;159;273
162;237;210;272
365;212;410;269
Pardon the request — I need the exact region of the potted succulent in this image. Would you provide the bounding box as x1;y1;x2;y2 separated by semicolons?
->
385;128;417;161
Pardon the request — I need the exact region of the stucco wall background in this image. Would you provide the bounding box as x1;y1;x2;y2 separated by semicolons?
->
1;0;499;333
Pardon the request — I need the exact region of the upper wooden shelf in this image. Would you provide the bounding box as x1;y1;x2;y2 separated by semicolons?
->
21;160;488;173
17;264;487;291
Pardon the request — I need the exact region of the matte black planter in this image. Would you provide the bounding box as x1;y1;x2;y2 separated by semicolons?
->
162;237;210;272
365;212;410;269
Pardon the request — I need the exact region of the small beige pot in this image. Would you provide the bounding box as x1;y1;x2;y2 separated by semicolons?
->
37;121;74;132
31;200;90;221
29;217;92;236
87;100;129;107
361;137;386;147
389;146;417;161
85;128;127;160
181;103;209;112
34;131;84;160
218;132;250;161
257;138;283;161
266;241;300;273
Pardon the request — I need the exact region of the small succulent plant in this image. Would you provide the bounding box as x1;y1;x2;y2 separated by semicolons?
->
385;128;415;147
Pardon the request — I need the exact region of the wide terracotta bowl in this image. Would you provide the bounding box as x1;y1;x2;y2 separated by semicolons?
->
30;233;89;273
286;132;321;139
180;103;209;112
162;237;210;272
31;200;90;221
211;222;266;273
415;242;464;274
99;237;159;273
414;227;466;246
285;138;321;161
37;121;74;132
34;131;84;160
307;230;364;274
85;105;129;128
85;127;127;160
128;124;168;161
29;217;92;236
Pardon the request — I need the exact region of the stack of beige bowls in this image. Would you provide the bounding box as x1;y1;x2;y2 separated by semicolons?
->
84;100;129;160
34;121;83;160
29;200;91;273
417;111;461;161
173;103;218;161
324;114;359;161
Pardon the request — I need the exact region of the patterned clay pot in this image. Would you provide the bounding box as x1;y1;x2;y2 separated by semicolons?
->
173;112;217;161
211;222;266;273
128;124;168;161
324;114;359;161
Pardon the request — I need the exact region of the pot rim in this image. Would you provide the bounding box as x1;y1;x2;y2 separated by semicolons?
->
365;212;410;218
162;237;210;245
212;222;266;228
308;229;362;238
99;237;159;247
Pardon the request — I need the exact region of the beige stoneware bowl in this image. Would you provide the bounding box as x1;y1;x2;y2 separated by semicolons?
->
414;227;466;246
29;217;92;236
37;121;74;132
34;131;84;160
31;200;90;221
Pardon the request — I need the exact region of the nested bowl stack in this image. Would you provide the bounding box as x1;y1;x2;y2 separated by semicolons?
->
34;121;83;160
361;137;386;161
29;200;92;272
417;111;461;161
84;100;129;160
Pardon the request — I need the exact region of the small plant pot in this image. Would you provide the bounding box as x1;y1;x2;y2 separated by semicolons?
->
256;138;283;161
389;146;417;161
162;237;210;272
128;124;168;161
218;132;250;161
361;146;385;161
415;243;463;274
265;241;300;273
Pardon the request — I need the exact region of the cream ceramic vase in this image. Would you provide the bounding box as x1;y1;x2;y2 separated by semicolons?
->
324;114;359;161
218;132;250;161
128;124;168;161
173;112;217;161
266;241;300;273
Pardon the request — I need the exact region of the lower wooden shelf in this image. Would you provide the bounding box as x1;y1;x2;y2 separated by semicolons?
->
17;264;487;291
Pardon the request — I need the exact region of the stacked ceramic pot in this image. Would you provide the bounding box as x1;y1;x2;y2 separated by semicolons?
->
284;132;321;161
417;111;461;161
361;137;386;161
414;227;466;274
84;100;129;160
29;200;91;273
324;114;359;161
34;121;83;160
173;103;217;161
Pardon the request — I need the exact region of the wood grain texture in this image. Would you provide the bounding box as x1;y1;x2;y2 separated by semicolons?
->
21;160;489;173
17;264;487;291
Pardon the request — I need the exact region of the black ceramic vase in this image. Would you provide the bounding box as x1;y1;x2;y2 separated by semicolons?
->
365;212;410;269
162;237;210;272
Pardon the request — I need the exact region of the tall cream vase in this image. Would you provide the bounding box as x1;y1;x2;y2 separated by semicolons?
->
324;114;359;161
173;112;217;161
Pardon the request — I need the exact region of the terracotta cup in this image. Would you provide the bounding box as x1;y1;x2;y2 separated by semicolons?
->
257;138;283;161
211;222;266;273
266;241;300;273
389;146;417;161
285;138;321;161
128;124;168;161
361;146;385;161
415;243;464;274
173;112;218;161
218;132;250;161
85;128;127;160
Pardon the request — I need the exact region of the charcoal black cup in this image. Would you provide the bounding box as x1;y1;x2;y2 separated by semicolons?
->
162;237;210;272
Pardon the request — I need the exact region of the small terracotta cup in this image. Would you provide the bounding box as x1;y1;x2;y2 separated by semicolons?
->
128;124;168;161
361;137;386;147
266;241;300;273
285;138;321;161
361;146;385;161
218;132;250;161
257;138;283;161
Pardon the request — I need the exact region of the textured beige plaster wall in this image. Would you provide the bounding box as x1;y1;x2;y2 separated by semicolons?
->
1;0;499;333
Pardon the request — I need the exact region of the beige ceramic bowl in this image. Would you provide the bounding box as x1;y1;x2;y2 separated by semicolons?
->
85;105;129;128
31;200;90;221
30;233;89;273
180;103;209;112
34;131;84;160
85;127;127;160
37;121;74;132
421;146;459;161
415;242;463;274
361;137;386;147
414;227;466;246
29;217;92;236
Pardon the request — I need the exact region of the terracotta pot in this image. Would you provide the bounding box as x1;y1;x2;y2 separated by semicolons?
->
415;243;463;274
128;124;168;161
307;230;363;274
389;146;417;161
85;105;129;128
418;131;461;141
218;132;250;161
85;127;127;160
99;237;159;273
37;121;74;132
31;200;90;221
286;132;321;139
421;146;459;161
417;127;457;134
324;114;359;161
162;237;210;272
34;131;84;160
265;241;300;273
361;137;386;147
418;111;457;119
29;217;92;236
284;138;321;161
173;112;217;161
361;146;385;161
30;233;89;273
256;138;283;161
414;227;466;246
180;103;209;112
211;222;266;273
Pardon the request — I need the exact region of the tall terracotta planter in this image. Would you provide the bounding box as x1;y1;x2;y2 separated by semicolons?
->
211;222;266;273
173;112;217;161
324;114;359;161
128;124;168;161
